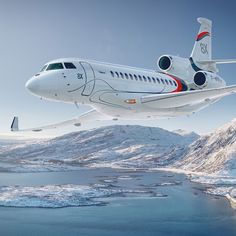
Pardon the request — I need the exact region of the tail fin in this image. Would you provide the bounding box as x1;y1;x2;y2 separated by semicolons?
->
190;17;212;61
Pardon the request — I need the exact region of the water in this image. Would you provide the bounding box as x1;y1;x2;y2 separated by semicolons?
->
0;168;235;236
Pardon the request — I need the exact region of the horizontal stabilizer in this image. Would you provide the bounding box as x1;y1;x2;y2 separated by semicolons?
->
10;109;110;132
197;59;236;64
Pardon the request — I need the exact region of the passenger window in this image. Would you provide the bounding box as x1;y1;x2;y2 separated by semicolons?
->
152;77;156;83
143;76;147;82
120;72;124;79
173;81;177;86
111;71;114;77
156;78;160;83
148;76;151;82
64;62;76;69
129;74;133;80
138;75;142;81
125;73;129;79
161;79;164;84
165;79;169;85
115;72;119;78
169;80;173;85
46;63;64;71
134;74;138;81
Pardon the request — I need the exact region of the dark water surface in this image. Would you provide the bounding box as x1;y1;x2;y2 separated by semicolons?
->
0;168;235;236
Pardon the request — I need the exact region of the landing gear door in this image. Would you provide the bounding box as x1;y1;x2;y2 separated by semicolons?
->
80;62;95;96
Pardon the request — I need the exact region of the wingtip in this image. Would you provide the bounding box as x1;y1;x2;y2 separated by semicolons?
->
11;116;19;132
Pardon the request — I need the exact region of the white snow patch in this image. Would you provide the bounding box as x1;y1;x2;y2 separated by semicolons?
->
0;184;166;208
205;187;232;196
191;175;236;185
0;184;108;208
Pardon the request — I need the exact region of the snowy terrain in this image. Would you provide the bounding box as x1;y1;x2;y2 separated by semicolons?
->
0;170;177;208
172;118;236;205
0;183;167;208
0;125;198;172
2;120;236;208
173;118;236;175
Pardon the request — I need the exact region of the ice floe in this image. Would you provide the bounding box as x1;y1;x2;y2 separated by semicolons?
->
0;184;167;208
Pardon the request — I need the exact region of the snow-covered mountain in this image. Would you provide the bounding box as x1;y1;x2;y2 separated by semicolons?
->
2;119;236;175
174;118;236;175
170;119;236;205
172;129;199;144
0;125;198;172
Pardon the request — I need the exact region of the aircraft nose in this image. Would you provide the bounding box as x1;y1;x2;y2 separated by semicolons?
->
25;78;40;93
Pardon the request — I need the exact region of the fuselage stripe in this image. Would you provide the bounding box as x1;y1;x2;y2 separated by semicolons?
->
165;73;183;93
189;57;202;72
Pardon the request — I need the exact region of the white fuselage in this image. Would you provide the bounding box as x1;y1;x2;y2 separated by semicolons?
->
25;58;225;119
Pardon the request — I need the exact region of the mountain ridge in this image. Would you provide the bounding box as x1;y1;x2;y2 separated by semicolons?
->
174;118;236;175
1;119;236;176
0;125;198;172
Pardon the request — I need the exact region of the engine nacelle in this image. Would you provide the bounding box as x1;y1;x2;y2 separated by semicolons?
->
157;55;190;77
193;71;226;89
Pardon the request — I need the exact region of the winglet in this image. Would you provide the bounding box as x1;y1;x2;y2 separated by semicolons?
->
11;116;19;132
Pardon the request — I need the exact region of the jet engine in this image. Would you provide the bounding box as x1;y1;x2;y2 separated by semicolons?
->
157;55;190;77
193;71;226;89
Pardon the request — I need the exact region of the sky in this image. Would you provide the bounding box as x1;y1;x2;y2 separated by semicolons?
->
1;0;236;138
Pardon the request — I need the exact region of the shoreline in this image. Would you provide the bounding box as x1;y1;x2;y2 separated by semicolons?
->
153;167;236;210
226;194;236;209
1;164;236;210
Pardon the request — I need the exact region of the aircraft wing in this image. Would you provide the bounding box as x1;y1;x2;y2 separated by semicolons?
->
141;85;236;108
11;109;110;132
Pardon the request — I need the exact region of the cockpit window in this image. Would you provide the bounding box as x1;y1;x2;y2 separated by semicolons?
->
40;65;48;72
64;62;76;69
46;63;64;71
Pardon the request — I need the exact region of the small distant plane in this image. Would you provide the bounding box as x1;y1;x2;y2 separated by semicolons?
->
11;17;236;132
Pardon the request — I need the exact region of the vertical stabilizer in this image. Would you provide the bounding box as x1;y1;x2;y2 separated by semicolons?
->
190;17;212;61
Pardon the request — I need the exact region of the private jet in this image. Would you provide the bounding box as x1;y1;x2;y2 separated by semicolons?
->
11;17;236;132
